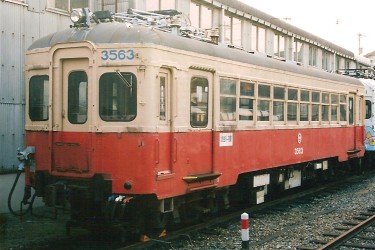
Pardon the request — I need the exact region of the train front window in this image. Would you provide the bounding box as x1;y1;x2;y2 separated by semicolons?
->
99;72;137;122
68;71;88;124
29;75;49;121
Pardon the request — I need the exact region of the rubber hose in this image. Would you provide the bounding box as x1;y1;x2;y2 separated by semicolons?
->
7;171;36;216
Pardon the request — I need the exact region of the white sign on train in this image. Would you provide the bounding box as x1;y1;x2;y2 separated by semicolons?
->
219;133;233;147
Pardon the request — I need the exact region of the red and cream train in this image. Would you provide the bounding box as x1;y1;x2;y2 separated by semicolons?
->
20;9;365;237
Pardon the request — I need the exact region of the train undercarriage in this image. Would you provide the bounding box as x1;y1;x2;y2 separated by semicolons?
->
29;156;365;242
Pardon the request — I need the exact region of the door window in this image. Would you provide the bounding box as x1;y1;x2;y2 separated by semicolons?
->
191;77;209;127
160;75;167;121
68;71;88;124
349;97;354;125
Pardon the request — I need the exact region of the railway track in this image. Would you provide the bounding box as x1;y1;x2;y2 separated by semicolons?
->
119;175;372;250
2;173;374;249
298;208;375;250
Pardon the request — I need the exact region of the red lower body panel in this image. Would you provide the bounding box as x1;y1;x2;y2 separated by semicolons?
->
25;126;364;199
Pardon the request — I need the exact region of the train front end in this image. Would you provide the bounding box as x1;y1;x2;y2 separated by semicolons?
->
23;22;165;236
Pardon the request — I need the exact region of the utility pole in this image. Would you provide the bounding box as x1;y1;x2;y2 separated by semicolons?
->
358;33;363;55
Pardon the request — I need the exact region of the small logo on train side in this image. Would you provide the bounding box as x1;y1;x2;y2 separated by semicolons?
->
101;49;135;61
297;133;302;144
295;132;303;155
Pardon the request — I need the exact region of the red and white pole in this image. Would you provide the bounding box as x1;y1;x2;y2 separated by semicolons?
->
241;212;249;249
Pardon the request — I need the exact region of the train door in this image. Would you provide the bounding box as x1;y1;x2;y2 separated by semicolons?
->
348;93;358;151
51;48;92;174
156;69;173;175
185;69;214;176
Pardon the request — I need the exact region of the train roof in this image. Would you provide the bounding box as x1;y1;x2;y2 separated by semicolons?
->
28;22;362;87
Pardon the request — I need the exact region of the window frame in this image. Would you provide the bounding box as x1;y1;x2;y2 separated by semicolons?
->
287;88;298;123
67;71;88;124
251;25;266;53
239;81;255;122
274;34;285;59
29;75;49;122
330;94;339;123
321;92;330;123
272;85;285;123
190;76;209;127
219;78;237;122
257;83;271;123
299;89;310;123
99;71;137;122
365;99;372;120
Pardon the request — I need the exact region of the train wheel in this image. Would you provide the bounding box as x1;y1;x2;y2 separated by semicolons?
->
143;212;170;239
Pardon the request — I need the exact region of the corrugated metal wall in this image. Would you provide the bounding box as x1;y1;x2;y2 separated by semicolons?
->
0;0;139;173
0;0;71;173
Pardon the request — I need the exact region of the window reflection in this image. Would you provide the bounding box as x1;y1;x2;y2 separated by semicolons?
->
191;77;209;127
189;2;212;30
240;81;254;121
220;79;236;121
29;75;49;121
251;25;266;53
68;71;88;124
99;72;137;122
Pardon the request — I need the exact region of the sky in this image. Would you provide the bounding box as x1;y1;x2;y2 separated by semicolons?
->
239;0;375;55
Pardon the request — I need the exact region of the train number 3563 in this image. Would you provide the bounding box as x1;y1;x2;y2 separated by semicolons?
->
294;147;304;155
101;49;135;61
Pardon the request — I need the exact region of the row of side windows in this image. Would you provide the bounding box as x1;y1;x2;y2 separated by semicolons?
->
189;76;355;128
30;74;354;128
219;78;352;124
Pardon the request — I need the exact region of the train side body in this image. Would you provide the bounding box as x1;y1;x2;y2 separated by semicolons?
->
23;21;365;234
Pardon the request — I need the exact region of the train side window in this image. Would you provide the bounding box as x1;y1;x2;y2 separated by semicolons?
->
239;81;254;121
300;90;310;122
273;86;285;122
190;77;208;127
160;75;166;121
311;91;320;121
365;100;372;119
287;88;298;122
321;93;329;122
220;78;236;121
340;95;347;122
331;94;339;122
68;71;87;124
29;75;49;121
349;97;354;125
257;83;270;121
99;72;137;122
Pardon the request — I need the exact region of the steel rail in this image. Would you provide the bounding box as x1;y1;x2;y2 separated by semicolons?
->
317;213;375;249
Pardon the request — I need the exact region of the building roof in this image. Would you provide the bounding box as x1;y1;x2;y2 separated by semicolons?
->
214;0;355;58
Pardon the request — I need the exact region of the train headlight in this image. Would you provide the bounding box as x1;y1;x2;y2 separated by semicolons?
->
70;9;85;23
70;8;91;27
